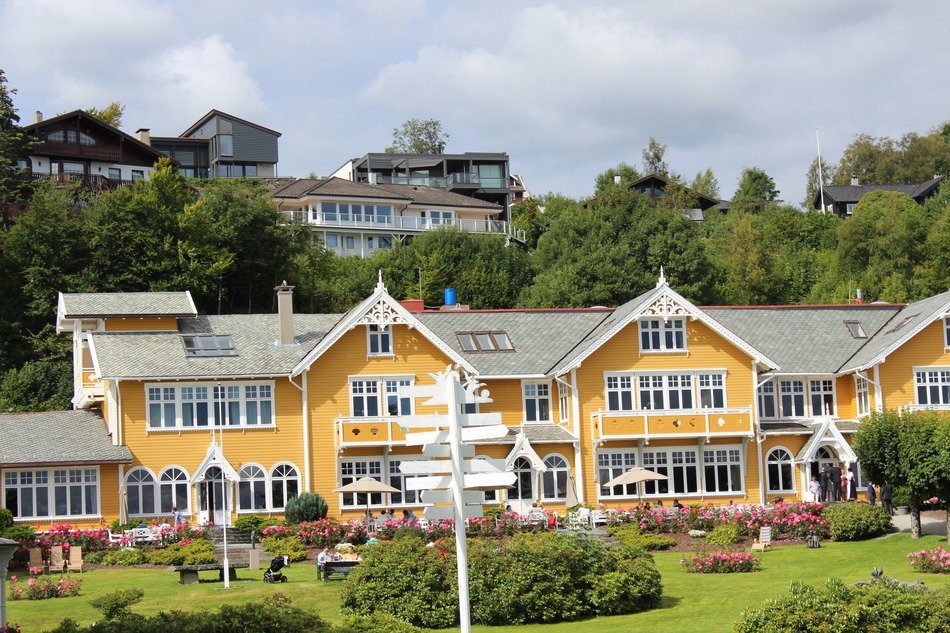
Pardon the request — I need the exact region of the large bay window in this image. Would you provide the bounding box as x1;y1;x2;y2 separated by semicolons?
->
915;368;950;406
146;382;275;430
4;468;99;520
349;376;414;417
605;371;725;413
639;318;686;352
703;447;743;493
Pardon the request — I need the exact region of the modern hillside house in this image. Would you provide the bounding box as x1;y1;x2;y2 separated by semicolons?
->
2;278;948;527
332;152;512;219
150;109;280;179
21;110;168;189
813;175;945;216
271;177;523;256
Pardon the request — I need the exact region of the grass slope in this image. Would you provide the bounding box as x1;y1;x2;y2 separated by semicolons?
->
7;534;949;632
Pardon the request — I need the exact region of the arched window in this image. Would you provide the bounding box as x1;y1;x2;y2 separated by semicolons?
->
541;454;569;501
509;457;533;500
238;465;267;511
270;464;299;510
126;468;157;516
767;448;795;493
160;467;189;513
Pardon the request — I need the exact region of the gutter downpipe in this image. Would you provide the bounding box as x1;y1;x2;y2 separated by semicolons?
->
570;369;584;504
754;362;765;505
289;372;312;492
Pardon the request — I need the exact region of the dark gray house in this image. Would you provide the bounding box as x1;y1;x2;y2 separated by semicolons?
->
331;152;511;217
150;109;281;179
813;175;945;216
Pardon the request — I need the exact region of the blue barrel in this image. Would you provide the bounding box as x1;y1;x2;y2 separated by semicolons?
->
444;288;457;306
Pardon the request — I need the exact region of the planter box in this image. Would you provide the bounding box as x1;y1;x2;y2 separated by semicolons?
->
894;506;909;515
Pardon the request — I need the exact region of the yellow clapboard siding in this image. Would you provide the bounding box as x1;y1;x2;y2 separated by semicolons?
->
103;317;179;331
878;320;950;409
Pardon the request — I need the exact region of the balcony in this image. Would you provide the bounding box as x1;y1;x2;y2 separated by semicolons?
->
592;407;755;443
897;403;950;415
35;140;122;162
335;417;436;449
280;212;526;242
374;175;447;188
28;172;135;190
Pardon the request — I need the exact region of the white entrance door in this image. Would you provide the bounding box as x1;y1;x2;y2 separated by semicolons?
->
506;457;534;515
198;466;229;526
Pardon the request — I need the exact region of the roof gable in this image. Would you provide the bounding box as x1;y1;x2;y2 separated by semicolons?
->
291;275;475;376
26;109;169;162
180;109;281;138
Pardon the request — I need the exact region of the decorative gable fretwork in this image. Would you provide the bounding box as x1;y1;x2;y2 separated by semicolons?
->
356;298;412;329
642;289;694;323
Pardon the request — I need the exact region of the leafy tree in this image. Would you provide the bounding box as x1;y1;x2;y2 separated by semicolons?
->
690;168;720;199
511;197;544;249
833;126;950;185
0;69;37;214
385;118;449;154
594;162;640;195
730;167;779;213
0;359;72;411
718;213;772;304
85;101;125;128
804;155;837;208
920;201;950;294
836;190;929;302
641;137;669;176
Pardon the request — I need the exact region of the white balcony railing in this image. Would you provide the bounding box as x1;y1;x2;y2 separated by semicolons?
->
280;212;526;242
592;406;755;442
897;403;950;415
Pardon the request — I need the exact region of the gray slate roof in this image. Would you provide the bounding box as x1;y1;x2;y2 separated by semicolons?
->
816;176;944;206
376;183;502;211
839;290;950;372
92;314;341;379
476;425;578;444
0;410;131;466
416;310;610;376
272;177;501;211
61;292;197;318
704;305;901;374
760;421;812;434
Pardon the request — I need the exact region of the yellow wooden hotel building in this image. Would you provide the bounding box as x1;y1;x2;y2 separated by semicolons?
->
2;275;948;527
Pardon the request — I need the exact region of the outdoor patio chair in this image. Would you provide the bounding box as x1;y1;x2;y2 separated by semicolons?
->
48;545;65;573
66;545;84;573
29;547;43;571
751;526;772;552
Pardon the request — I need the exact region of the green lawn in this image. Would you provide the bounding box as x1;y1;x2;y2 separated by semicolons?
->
7;534;949;632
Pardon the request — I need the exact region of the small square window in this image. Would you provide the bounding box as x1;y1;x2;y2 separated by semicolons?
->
458;333;477;352
475;333;495;350
845;321;867;339
493;332;513;350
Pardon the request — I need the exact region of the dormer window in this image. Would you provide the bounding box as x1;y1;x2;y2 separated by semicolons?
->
182;335;237;357
639;318;686;352
367;324;392;356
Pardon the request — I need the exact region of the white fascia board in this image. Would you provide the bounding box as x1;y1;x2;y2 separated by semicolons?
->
853;299;950;372
86;332;102;379
184;290;199;316
95;372;290;381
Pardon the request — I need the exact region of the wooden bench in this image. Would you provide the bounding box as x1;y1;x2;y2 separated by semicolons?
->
170;563;249;585
321;560;359;581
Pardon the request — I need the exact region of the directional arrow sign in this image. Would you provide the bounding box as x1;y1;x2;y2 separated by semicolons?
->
424;504;484;521
460;425;510;443
397;414;452;429
457;412;504;427
421;489;485;504
399;460;453;475
405;429;449;446
463;471;516;491
423;444;475;459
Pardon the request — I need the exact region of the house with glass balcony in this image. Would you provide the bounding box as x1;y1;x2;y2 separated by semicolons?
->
272;176;523;256
331;152;512;219
3;276;947;528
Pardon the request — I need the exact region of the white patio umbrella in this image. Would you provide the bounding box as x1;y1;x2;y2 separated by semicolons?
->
603;467;668;503
335;476;401;515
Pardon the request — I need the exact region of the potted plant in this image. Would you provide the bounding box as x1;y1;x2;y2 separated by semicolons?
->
892;486;910;515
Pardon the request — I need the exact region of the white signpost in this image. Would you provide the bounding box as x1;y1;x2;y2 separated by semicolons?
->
397;366;515;633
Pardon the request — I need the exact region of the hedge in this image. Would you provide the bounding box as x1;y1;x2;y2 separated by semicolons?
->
822;503;893;541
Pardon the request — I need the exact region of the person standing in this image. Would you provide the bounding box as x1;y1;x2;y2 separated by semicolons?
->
866;481;877;506
881;481;894;515
845;468;855;501
808;476;821;502
819;464;831;503
173;506;186;527
830;463;842;502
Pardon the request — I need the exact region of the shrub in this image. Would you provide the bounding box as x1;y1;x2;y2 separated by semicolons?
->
589;557;663;615
336;613;422;633
607;524;676;551
707;524;741;546
101;547;147;566
688;529;707;538
2;525;35;542
681;551;760;573
90;588;145;619
146;540;216;566
823;503;892;541
908;545;950;573
84;551;105;564
262;535;308;561
285;493;328;523
892;486;911;507
735;578;950;633
234;514;284;533
8;569;82;600
482;506;505;519
0;508;13;532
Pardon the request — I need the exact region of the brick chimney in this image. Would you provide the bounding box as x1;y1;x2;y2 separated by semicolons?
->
136;128;151;145
275;281;295;345
399;299;425;313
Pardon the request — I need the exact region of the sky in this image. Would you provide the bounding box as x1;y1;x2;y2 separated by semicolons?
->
2;0;949;206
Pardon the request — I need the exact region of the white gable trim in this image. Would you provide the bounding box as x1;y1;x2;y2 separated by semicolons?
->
291;277;475;376
189;441;240;484
505;431;547;471
794;417;857;464
556;280;778;376
852;299;950;372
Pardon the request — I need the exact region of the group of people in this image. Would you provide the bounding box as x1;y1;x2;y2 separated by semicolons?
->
362;508;417;531
316;545;360;571
807;464;895;515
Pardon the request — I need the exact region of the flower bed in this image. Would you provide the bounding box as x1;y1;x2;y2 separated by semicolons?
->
681;551;761;573
8;568;82;600
908;545;950;574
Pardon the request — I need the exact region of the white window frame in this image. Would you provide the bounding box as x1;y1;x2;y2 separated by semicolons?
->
703;446;744;494
557;382;570;423
237;463;268;513
349;375;415;418
541;454;569;502
387;457;422;506
367;324;393;357
159;466;191;514
757;380;777;419
638;318;687;353
597;450;638;499
339;458;384;508
522;381;552;424
766;447;796;493
605;374;635;412
125;467;158;517
944;317;950;350
145;382;276;431
914;367;950;406
3;467;101;521
474;454;498;503
698;373;726;409
809;379;836;416
779;380;806;418
855;375;870;417
270;463;300;510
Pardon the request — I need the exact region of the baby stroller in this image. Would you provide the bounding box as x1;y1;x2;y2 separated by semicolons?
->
263;555;290;583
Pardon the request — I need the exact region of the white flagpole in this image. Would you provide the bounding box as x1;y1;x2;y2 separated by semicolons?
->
816;129;827;214
218;384;231;589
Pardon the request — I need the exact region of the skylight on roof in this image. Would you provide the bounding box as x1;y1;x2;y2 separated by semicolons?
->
886;313;919;335
182;335;237;357
457;332;514;353
844;321;867;339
